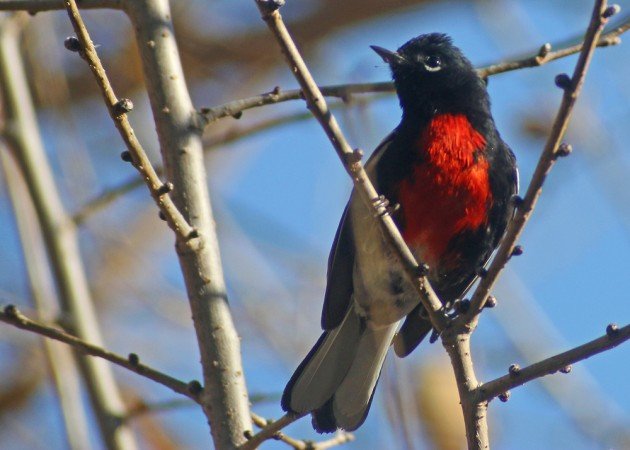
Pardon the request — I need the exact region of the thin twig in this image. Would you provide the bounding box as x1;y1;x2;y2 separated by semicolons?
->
63;0;195;240
201;82;392;124
252;413;307;449
200;14;630;125
241;413;302;450
248;413;354;450
478;13;630;78
0;296;351;449
312;434;356;450
254;0;447;331
0;0;120;10
476;324;630;402
0;305;202;403
462;0;615;324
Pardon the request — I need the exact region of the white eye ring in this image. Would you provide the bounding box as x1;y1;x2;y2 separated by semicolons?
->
424;63;442;72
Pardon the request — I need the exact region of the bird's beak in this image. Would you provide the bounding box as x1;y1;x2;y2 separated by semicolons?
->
370;45;406;65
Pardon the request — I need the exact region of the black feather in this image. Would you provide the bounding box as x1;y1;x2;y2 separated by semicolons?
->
321;206;354;330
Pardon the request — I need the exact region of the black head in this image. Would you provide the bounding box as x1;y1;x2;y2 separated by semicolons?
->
371;33;490;120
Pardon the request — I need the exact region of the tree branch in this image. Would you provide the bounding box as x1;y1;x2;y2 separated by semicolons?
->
121;0;253;447
0;301;362;450
200;13;630;124
462;0;616;324
63;0;195;241
440;331;488;449
248;413;354;449
476;324;630;403
240;413;302;450
253;0;448;332
0;305;202;403
0;0;120;10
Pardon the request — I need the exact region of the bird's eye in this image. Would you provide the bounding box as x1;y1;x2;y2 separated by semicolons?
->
423;55;442;72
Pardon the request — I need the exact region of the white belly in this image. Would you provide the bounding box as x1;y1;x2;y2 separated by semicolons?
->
349;195;425;327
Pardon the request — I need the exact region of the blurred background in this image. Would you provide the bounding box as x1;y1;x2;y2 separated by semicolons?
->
0;0;629;449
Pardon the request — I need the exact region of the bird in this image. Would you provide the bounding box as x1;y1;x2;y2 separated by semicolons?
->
281;33;518;433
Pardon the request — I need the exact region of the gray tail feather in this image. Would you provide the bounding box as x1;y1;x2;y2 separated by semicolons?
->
282;306;397;432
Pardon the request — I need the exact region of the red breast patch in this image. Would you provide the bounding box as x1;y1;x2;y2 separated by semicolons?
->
398;113;492;267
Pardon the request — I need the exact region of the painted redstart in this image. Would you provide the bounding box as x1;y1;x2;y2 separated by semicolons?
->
282;33;518;433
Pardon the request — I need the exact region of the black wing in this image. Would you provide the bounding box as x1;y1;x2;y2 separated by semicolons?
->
321;205;354;330
486;139;519;249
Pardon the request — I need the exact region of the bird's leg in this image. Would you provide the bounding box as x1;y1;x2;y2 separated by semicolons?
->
372;195;400;218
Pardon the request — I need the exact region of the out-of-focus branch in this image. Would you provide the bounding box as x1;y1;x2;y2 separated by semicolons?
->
0;343;43;422
462;0;615;324
0;16;137;450
125;398;196;420
254;0;447;331
0;145;91;450
64;0;195;240
72;173;147;225
0;0;120;10
477;324;630;403
202;109;321;149
0;0;435;104
122;0;253;448
72;103;347;224
200;14;630;124
0;305;202;403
